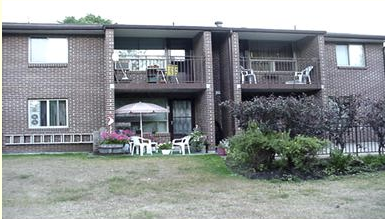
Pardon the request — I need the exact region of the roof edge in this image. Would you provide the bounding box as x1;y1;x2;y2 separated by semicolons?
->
326;32;385;41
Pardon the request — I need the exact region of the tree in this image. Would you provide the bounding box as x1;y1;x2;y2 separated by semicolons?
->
222;94;325;137
323;96;360;152
58;14;112;25
361;97;385;154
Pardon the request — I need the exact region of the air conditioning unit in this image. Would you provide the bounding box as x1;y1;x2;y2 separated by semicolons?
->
30;113;40;126
29;101;40;127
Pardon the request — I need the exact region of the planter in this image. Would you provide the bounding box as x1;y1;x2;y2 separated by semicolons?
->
161;149;172;155
98;144;124;154
217;147;227;156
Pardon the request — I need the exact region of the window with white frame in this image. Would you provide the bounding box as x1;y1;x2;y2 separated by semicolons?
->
336;44;365;67
29;37;68;64
28;99;68;128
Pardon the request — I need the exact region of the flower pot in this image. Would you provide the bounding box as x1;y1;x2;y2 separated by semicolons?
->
98;144;124;154
161;149;171;155
217;147;227;156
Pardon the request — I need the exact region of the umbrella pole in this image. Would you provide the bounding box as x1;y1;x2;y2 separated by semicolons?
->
140;112;143;138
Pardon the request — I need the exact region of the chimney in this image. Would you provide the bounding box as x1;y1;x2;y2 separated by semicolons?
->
215;21;223;27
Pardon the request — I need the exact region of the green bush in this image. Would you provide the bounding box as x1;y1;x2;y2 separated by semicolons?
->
227;123;282;171
325;150;354;175
280;135;327;172
189;127;206;152
361;155;385;170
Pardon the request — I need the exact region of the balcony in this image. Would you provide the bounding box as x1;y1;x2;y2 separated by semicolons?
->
114;55;206;93
239;57;321;93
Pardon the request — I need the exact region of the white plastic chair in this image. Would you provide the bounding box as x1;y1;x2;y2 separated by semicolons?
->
240;66;257;84
285;66;313;84
172;135;192;155
130;136;152;156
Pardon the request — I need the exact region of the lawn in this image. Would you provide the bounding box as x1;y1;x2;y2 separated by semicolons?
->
2;153;385;219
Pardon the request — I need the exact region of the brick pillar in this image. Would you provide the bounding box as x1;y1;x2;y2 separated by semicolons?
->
231;32;242;134
317;35;328;104
104;29;115;128
203;31;216;146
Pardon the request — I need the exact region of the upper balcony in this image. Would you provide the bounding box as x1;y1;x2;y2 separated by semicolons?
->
239;57;321;93
114;54;206;93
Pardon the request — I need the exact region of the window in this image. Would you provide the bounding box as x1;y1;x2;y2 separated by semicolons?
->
28;99;68;128
336;44;365;67
29;37;68;63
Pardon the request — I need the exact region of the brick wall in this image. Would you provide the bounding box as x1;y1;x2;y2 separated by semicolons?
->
3;144;93;153
296;36;320;59
193;32;215;146
2;34;105;152
322;42;385;100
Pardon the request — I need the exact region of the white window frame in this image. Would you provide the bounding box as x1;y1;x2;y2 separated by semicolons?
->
28;99;69;129
28;37;68;64
336;44;366;67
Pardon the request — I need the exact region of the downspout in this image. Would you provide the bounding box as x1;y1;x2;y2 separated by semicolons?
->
382;45;385;75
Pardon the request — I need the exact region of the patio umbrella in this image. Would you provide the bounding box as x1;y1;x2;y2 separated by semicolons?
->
115;102;169;138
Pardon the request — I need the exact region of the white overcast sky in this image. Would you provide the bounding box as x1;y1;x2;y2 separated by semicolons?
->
2;0;385;35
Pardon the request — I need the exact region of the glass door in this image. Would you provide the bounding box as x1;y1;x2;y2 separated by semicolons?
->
171;100;192;139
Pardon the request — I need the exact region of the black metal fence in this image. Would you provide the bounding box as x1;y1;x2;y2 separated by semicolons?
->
318;125;382;155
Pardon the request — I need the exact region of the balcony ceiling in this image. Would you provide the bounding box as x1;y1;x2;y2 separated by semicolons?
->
114;29;201;38
238;32;312;41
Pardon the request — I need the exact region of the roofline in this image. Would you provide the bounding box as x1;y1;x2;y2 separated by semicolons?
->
4;22;385;40
325;33;385;41
108;24;326;35
2;22;105;35
3;22;104;30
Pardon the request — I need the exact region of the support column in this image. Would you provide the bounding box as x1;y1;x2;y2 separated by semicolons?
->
104;29;115;128
231;32;242;134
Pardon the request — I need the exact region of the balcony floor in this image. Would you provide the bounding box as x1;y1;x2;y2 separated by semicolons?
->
241;83;321;93
115;82;206;93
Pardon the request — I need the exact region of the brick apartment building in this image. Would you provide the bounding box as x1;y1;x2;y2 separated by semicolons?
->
2;22;385;153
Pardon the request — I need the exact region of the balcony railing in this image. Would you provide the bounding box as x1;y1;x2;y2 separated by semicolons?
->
114;55;205;84
240;57;320;86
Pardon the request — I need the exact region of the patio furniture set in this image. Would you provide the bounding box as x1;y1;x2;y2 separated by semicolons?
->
240;65;313;84
99;135;192;156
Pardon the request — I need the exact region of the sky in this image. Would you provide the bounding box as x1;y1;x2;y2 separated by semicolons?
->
2;0;385;35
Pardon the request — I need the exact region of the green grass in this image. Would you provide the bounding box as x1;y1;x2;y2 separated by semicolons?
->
3;154;385;219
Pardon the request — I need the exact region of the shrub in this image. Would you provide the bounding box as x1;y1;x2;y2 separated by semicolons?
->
323;96;360;152
280;135;327;172
361;97;385;154
325;149;354;175
189;126;207;152
222;94;325;138
227;123;283;171
361;155;385;170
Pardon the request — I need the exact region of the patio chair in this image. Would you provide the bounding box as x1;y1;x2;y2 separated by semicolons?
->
172;135;192;155
240;66;257;84
166;65;179;84
285;66;313;84
112;52;130;81
130;136;152;156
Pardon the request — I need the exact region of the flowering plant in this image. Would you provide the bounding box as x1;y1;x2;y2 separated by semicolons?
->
100;129;133;144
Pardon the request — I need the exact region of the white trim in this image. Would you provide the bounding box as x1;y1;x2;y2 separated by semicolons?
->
28;37;68;64
4;133;93;145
